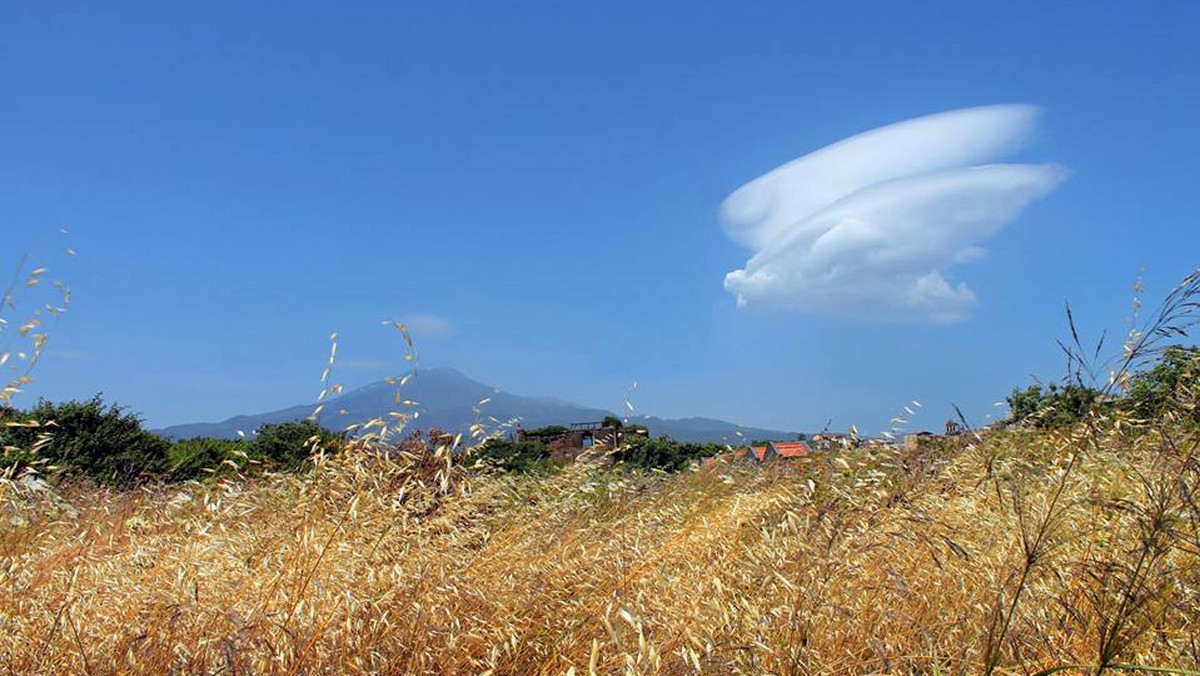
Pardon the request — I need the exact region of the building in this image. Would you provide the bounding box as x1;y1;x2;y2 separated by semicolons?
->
768;440;812;459
517;421;648;463
739;440;812;462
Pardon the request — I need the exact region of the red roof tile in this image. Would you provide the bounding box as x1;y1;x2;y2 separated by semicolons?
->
751;446;768;461
769;441;811;458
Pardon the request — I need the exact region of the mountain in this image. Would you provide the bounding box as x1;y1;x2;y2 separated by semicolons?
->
156;367;801;444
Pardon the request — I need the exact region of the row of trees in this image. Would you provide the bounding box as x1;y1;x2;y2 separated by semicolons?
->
472;424;725;474
1;398;725;486
1;396;339;485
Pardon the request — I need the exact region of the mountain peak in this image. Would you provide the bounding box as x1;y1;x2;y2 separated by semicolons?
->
157;367;801;443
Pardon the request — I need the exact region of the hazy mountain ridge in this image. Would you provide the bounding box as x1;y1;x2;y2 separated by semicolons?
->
157;367;800;444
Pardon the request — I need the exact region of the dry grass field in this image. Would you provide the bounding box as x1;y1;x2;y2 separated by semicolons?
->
2;410;1199;675
3;258;1199;674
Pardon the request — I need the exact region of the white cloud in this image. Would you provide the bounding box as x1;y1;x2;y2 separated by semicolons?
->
721;104;1066;322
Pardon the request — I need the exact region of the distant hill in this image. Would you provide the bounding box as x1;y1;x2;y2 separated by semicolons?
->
156;367;800;444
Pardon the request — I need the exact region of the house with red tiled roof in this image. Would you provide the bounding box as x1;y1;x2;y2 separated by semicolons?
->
767;440;812;458
740;441;811;462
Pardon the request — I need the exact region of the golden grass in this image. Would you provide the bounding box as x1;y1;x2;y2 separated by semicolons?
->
2;413;1198;675
2;250;1198;674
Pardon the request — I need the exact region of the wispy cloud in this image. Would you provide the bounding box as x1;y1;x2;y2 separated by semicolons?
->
397;313;456;338
721;104;1066;322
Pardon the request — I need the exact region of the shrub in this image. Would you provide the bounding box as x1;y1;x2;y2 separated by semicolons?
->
612;435;723;472
167;437;253;481
472;437;558;473
1005;382;1101;428
0;395;170;484
1124;345;1200;421
1006;346;1200;428
252;420;341;469
517;425;568;443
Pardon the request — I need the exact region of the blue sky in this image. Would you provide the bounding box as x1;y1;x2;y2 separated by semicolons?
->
4;2;1199;433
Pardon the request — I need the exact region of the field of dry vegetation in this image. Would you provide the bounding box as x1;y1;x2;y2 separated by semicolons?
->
3;254;1200;675
2;407;1199;675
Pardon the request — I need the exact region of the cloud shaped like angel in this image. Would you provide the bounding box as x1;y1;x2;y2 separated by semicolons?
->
721;105;1066;322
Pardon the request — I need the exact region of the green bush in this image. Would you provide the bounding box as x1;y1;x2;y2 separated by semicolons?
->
0;395;170;484
612;435;723;472
251;420;340;469
473;437;559;473
0;406;37;470
1005;345;1200;428
167;437;253;481
1124;345;1200;421
1005;382;1101;428
517;425;568;443
0;401;345;484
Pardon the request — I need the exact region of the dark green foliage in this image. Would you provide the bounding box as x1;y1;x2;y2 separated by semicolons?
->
1;401;344;484
1005;382;1101;428
473;437;559;473
169;420;342;480
612;435;724;472
1005;385;1049;423
0;407;37;469
1006;345;1200;429
601;415;623;429
0;395;170;485
1124;345;1200;420
518;425;568;443
251;420;340;469
167;437;252;481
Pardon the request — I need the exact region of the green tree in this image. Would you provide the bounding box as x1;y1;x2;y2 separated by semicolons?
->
473;437;558;473
1005;382;1100;428
612;435;723;472
1124;345;1200;420
0;395;170;484
251;420;340;469
1006;385;1048;422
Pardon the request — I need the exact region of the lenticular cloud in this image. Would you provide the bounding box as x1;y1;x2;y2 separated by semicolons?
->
721;104;1066;322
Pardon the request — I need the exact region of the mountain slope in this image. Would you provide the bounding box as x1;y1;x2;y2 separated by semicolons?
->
157;367;800;444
